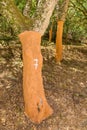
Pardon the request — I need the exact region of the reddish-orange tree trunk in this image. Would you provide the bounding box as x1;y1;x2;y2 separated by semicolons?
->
56;21;64;62
49;24;53;42
19;31;53;124
55;0;70;62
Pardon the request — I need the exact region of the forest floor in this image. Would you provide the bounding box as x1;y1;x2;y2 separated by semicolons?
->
0;41;87;130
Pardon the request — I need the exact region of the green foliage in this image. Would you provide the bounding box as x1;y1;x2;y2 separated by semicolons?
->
30;0;37;17
14;0;27;12
50;0;87;44
63;0;87;43
14;0;37;16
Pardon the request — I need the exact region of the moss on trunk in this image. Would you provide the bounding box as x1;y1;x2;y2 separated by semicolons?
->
0;0;31;33
0;0;58;36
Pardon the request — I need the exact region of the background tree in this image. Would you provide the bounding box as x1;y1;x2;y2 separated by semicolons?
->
55;0;70;62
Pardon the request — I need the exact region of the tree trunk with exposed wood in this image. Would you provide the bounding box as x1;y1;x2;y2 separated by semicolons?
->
56;0;70;62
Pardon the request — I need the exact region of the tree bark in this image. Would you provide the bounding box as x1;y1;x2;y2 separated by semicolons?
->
23;0;32;18
0;0;30;33
59;0;70;21
31;0;58;35
0;0;58;36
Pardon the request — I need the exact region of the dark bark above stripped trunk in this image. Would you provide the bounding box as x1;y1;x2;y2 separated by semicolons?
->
0;0;58;36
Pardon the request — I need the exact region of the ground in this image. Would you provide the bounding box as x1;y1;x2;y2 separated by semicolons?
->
0;41;87;130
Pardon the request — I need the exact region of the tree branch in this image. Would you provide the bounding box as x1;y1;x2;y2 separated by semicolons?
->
23;0;32;18
59;0;70;21
31;0;58;35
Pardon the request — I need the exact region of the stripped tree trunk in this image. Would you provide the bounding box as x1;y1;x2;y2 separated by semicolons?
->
18;0;58;123
56;21;64;62
49;23;53;42
19;31;53;123
56;0;70;62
